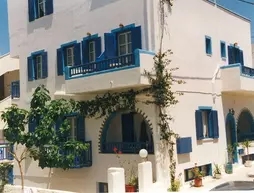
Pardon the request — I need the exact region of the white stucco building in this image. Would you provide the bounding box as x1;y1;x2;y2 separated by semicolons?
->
5;0;254;192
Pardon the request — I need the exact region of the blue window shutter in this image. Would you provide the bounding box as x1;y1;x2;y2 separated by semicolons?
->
121;113;134;142
45;0;54;15
8;168;13;185
228;46;234;65
57;48;63;75
42;52;48;78
27;56;34;81
211;110;219;139
82;40;89;64
131;26;142;52
240;50;244;66
208;111;213;138
77;115;85;142
28;0;35;22
74;43;81;66
28;119;36;133
95;37;102;59
104;33;116;58
195;110;203;140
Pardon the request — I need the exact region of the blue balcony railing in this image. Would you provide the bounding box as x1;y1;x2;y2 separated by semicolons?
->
0;144;13;160
44;141;92;168
101;142;154;154
11;80;20;99
66;53;134;79
241;66;254;77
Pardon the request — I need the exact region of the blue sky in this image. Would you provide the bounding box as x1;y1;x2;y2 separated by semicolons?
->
0;0;254;55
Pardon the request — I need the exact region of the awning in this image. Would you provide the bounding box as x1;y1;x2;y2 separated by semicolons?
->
0;54;19;76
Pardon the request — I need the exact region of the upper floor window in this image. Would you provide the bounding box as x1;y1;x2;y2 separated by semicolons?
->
220;41;226;59
118;31;132;56
88;41;96;62
195;107;219;140
27;50;48;81
57;42;81;75
67;116;77;140
28;0;54;22
66;46;75;66
205;36;212;55
228;44;244;66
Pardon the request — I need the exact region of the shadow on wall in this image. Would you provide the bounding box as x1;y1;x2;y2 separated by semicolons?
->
27;15;53;34
90;0;121;11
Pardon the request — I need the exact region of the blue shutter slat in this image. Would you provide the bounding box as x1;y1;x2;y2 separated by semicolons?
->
57;48;64;75
27;56;34;81
104;33;116;58
28;0;35;22
240;50;244;66
228;46;234;65
195;110;203;140
45;0;54;15
74;43;81;66
131;26;142;52
208;111;213;138
212;110;219;139
82;40;89;64
42;52;48;78
77;115;85;142
95;37;102;59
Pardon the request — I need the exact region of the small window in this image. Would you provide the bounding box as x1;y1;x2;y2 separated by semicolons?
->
35;55;43;79
88;41;96;62
118;31;132;56
205;36;212;55
66;46;74;66
220;41;226;58
201;110;210;138
37;0;46;18
67;116;77;140
184;164;211;181
98;182;108;193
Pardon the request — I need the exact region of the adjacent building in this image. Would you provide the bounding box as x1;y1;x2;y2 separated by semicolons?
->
5;0;254;192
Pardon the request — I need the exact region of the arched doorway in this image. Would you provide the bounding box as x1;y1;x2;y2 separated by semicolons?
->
237;109;254;142
100;110;154;154
225;112;237;163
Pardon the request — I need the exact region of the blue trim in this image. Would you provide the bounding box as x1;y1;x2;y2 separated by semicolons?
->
220;63;240;69
111;23;135;33
238;148;244;155
83;34;99;41
220;41;226;58
65;49;155;80
61;41;77;48
198;106;212;110
205;36;212;55
31;49;45;56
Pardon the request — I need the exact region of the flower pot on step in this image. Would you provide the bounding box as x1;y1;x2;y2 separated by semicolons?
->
225;162;233;174
245;160;252;167
125;184;136;192
215;173;222;179
194;178;202;187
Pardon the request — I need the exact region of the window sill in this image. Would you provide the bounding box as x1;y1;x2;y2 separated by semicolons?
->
206;54;212;57
221;57;227;61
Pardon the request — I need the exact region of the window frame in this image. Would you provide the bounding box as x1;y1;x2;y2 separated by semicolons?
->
35;54;43;79
37;0;46;18
184;163;212;182
66;116;77;140
220;41;226;59
117;31;132;56
205;36;212;55
65;46;75;67
98;182;108;193
201;109;211;139
88;41;96;63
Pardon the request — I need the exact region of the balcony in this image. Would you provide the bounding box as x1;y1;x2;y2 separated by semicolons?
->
101;142;154;154
64;49;154;94
220;63;254;93
11;81;20;99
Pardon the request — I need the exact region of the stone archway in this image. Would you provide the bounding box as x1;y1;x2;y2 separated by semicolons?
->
99;108;154;154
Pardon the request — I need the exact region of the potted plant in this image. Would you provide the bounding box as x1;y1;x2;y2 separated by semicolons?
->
241;139;252;167
191;163;203;187
113;147;138;192
225;144;235;174
213;163;222;179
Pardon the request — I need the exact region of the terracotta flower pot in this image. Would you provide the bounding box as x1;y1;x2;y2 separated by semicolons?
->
194;178;202;187
125;184;136;192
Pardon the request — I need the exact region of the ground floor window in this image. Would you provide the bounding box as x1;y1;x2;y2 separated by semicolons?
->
98;182;108;193
184;163;212;181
